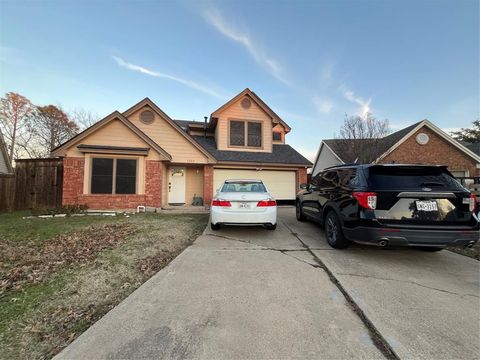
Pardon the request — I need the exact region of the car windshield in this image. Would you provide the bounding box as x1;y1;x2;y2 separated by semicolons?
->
221;181;267;193
367;166;465;191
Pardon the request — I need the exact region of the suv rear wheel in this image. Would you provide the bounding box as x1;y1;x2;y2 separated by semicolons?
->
325;211;349;249
296;200;306;221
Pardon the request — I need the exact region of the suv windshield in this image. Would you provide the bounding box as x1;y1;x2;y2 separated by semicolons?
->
221;181;267;193
367;166;464;191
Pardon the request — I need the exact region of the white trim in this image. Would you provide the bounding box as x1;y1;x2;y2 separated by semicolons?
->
376;119;480;163
312;141;345;175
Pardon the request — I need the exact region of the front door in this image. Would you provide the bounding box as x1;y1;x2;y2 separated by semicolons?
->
168;167;186;204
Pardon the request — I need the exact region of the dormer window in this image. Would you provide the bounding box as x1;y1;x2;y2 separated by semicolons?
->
273;132;282;141
229;119;262;148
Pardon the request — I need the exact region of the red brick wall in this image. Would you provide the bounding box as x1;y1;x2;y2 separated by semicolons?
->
63;157;85;206
62;157;163;209
203;165;214;208
145;160;162;208
297;168;308;192
380;126;478;176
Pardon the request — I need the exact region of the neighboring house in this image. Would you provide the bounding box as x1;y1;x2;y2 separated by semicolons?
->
52;88;311;209
312;119;480;177
0;129;13;174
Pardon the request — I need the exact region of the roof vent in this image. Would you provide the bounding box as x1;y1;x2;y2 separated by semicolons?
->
140;110;155;124
241;97;251;109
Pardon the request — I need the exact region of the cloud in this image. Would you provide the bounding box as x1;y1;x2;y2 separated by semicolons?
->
313;96;334;114
203;8;289;85
112;56;226;99
341;86;371;117
295;146;318;163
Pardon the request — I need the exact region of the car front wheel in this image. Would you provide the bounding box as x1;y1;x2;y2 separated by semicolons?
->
296;200;306;221
325;211;349;249
210;223;221;230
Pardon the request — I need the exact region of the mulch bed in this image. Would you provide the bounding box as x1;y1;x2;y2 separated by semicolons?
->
0;224;134;295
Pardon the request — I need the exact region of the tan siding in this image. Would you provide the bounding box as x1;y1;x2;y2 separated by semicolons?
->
185;166;204;204
215;97;273;152
161;162;168;207
127;107;209;164
65;119;162;160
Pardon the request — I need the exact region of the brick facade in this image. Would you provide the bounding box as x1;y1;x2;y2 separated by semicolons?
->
380;126;478;176
296;167;308;192
63;157;163;209
203;165;214;209
63;157;85;206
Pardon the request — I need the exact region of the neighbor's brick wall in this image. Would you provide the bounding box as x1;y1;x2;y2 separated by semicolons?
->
63;157;85;206
203;165;214;209
297;168;308;192
380;126;479;176
63;157;163;209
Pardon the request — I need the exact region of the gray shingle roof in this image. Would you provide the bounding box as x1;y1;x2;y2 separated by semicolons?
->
324;121;422;163
462;142;480;156
192;136;312;165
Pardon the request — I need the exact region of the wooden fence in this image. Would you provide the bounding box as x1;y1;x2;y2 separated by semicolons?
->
0;174;15;212
0;158;63;212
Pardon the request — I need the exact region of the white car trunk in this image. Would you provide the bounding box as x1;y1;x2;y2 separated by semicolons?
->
216;192;271;212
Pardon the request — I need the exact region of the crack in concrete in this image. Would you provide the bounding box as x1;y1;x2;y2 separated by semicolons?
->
280;220;400;360
337;273;480;299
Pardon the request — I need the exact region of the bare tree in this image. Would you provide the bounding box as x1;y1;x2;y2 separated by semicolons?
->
0;92;34;163
70;108;99;130
335;113;390;163
451;120;480;143
29;105;79;157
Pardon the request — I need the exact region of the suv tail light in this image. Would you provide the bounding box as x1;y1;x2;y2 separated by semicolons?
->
212;199;231;207
257;200;277;207
353;192;377;210
469;194;476;212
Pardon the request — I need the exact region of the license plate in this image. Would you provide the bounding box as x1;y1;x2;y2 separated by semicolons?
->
416;200;438;212
238;202;250;209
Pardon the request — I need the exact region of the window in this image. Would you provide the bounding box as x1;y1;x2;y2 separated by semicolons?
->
273;132;282;141
91;158;113;194
248;122;262;147
230;121;245;146
91;158;137;194
116;159;137;194
221;181;267;193
229;120;262;148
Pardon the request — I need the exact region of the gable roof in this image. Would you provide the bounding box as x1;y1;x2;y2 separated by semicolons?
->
210;88;291;133
122;98;216;162
51;111;171;160
318;120;480;165
0;128;13;174
192;136;311;166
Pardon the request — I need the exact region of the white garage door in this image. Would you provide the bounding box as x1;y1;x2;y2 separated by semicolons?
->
213;169;297;200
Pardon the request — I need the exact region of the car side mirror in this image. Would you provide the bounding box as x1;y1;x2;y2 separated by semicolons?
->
300;183;307;189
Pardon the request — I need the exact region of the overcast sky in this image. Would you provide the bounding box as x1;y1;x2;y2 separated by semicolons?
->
1;0;478;160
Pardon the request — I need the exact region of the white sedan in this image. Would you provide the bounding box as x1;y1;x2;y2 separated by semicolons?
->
210;179;277;230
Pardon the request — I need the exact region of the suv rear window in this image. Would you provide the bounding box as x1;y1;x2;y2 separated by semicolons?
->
367;166;464;191
221;181;267;193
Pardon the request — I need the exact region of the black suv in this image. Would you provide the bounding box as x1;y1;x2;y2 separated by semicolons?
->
296;164;479;250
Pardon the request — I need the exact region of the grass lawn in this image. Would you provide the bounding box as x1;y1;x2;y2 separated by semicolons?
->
0;211;209;360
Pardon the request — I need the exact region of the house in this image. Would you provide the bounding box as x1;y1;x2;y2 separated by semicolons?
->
312;119;480;177
51;88;312;209
0;129;13;174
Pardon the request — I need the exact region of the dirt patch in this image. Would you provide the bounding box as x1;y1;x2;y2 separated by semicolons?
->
0;223;134;294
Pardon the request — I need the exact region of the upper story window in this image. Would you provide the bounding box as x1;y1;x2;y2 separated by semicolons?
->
91;158;137;194
229;120;262;148
272;132;282;141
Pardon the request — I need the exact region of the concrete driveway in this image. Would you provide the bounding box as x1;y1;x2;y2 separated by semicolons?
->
56;207;479;359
